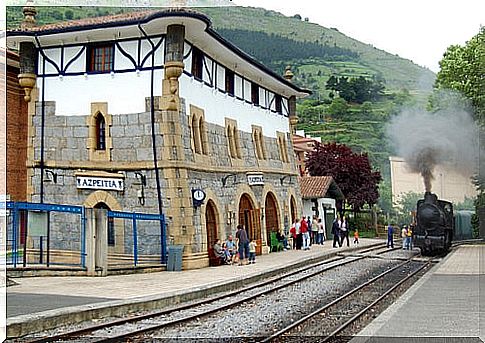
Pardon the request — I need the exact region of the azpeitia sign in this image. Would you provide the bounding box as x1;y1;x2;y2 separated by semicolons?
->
76;176;124;191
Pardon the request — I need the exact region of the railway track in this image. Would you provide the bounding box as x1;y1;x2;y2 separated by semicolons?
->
21;243;415;343
260;258;432;342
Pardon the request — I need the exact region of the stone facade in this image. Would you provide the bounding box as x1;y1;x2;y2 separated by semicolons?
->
9;10;308;270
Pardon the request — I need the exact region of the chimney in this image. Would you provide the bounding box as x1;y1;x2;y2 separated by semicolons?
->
21;0;37;29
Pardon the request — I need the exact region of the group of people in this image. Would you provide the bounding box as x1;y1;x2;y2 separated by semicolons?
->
386;223;413;249
331;214;359;248
289;215;326;250
213;224;257;266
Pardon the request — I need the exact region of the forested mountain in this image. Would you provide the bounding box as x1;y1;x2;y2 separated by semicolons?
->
6;5;438;212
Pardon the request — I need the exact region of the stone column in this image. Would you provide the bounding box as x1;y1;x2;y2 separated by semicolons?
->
18;3;37;103
161;24;185;111
94;209;108;276
18;42;37;103
84;208;96;276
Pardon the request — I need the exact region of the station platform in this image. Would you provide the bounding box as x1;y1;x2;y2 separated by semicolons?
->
7;238;382;338
351;244;485;343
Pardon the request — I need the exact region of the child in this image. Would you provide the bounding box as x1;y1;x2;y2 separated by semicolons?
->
248;239;257;264
353;229;359;244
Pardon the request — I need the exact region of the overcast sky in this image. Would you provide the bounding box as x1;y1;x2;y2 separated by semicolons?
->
233;0;484;73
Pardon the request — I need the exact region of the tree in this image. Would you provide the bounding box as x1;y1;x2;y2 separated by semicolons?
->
64;9;74;20
306;142;382;212
327;97;349;118
435;26;484;123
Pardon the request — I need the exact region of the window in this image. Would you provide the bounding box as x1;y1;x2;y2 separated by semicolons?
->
191;47;204;79
225;69;235;95
277;132;289;163
275;94;282;114
251;83;259;105
252;126;266;160
88;103;112;162
226;120;241;159
96;114;106;150
87;44;114;73
190;105;209;156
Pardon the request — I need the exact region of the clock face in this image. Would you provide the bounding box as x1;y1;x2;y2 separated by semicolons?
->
193;189;205;201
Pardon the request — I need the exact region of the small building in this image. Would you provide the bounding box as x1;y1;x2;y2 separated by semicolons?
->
299;176;344;238
6;8;310;270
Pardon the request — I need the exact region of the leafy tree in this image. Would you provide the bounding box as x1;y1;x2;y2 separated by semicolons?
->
306;142;382;212
435;26;484;123
327;97;349;118
64;9;74;20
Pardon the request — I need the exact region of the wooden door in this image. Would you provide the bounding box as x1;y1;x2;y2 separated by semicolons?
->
265;193;279;247
206;200;219;266
239;194;262;255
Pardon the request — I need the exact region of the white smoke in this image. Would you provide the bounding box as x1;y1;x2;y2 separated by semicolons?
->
387;91;479;192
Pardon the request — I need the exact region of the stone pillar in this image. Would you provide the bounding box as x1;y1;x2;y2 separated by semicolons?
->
94;209;108;276
161;24;185;111
84;208;96;276
18;2;37;103
85;208;108;276
18;42;37;103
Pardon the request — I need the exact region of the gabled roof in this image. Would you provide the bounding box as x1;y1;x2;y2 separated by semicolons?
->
7;8;311;98
299;176;344;200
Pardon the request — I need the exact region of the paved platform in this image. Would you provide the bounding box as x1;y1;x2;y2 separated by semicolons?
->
7;238;382;338
351;245;485;343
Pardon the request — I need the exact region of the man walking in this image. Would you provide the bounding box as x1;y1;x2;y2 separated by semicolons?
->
387;223;394;248
300;216;310;250
332;216;341;248
236;224;250;265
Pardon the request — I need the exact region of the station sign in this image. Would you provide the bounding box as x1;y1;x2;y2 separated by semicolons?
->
76;176;124;191
247;173;264;186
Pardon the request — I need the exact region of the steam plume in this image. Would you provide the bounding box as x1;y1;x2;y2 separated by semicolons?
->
387;91;479;192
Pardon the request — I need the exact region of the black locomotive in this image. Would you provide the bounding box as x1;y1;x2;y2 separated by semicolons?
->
414;192;454;255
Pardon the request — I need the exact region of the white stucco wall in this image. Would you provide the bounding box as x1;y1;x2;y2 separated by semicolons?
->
179;74;290;137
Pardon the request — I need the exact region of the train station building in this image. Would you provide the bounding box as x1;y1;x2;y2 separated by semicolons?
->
6;7;311;270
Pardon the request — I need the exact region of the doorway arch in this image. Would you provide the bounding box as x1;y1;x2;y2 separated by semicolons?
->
205;200;219;266
265;192;280;246
290;196;297;224
238;193;262;255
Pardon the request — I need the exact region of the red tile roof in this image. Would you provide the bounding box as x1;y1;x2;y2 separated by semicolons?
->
9;8;205;33
299;176;344;199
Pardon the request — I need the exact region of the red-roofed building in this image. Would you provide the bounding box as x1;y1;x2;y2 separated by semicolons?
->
299;175;344;238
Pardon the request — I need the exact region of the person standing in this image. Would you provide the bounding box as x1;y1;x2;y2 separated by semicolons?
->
353;229;360;244
401;225;408;249
300;216;310;250
387;224;394;248
406;225;413;250
332;216;341;248
311;215;319;245
236;224;250;265
339;215;350;247
248;239;257;264
317;218;325;245
290;220;297;250
295;218;302;250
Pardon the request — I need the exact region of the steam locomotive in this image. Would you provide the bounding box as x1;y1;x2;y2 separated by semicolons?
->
414;192;454;255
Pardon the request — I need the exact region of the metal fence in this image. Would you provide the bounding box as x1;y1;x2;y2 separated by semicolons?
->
6;201;86;268
6;202;166;270
107;210;167;268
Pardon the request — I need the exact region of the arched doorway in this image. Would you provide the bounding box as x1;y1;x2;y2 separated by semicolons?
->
205;200;219;266
94;202;115;247
238;194;262;255
265;193;279;246
290;196;297;224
